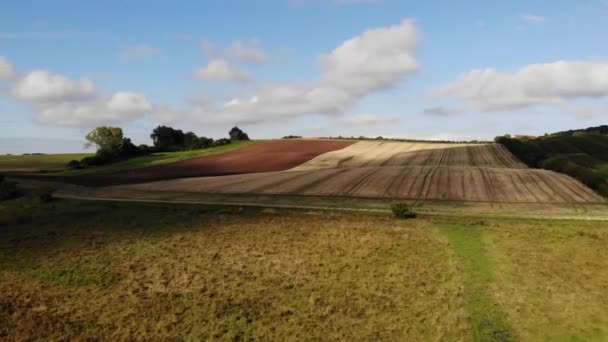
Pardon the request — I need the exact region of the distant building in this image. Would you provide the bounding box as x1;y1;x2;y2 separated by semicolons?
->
513;134;538;140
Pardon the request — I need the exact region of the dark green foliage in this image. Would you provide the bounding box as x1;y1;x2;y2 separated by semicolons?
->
151;125;186;151
213;138;232;146
495;131;608;197
67;160;84;169
0;177;18;201
151;125;216;151
551;125;608;137
282;135;303;139
35;186;55;203
390;203;417;219
229;126;250;141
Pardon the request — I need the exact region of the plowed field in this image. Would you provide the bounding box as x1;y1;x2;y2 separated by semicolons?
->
50;140;354;186
114;142;605;203
290;141;526;170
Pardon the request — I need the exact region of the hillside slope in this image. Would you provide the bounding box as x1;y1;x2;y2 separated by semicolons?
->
116;142;604;203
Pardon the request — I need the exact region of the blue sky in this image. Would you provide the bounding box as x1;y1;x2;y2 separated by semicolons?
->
1;0;608;153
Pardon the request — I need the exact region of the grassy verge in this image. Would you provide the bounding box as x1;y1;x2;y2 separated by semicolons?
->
439;223;512;341
0;153;93;173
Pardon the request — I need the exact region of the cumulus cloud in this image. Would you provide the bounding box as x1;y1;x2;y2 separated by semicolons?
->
6;64;150;127
34;91;151;127
175;19;419;125
201;38;269;64
435;61;608;112
195;59;251;81
12;70;96;102
520;13;546;23
120;43;161;60
0;56;15;80
340;114;400;125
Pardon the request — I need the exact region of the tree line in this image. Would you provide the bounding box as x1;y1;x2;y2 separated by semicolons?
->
68;125;249;169
495;127;608;197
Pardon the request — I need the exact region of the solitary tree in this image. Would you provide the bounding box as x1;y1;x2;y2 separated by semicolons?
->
229;126;250;141
85;126;124;155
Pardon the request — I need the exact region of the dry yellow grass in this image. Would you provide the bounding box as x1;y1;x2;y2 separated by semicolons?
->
0;199;467;340
2;199;608;340
486;220;608;340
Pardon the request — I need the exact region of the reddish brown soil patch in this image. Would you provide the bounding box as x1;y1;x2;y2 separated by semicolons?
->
45;140;353;186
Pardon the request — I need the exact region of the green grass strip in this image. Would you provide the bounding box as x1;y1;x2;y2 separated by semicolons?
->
439;224;512;342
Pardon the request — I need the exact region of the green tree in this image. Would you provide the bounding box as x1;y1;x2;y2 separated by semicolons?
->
150;125;185;151
85;126;124;155
229;126;250;141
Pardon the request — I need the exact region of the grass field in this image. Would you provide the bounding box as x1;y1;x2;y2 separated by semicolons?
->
0;154;93;172
0;141;261;175
1;198;607;340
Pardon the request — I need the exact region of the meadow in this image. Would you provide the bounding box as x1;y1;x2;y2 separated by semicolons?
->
0;153;93;172
1;198;607;340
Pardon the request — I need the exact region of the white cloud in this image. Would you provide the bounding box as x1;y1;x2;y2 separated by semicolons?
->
340;114;400;125
120;43;161;60
12;70;96;102
106;92;152;114
201;38;269;64
0;56;15;80
34;92;151;127
172;19;419;125
435;61;608;112
195;59;251;82
520;13;546;23
9;69;150;127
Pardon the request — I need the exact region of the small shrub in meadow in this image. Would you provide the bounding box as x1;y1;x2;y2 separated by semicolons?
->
67;160;85;169
390;203;417;219
36;187;55;203
0;177;18;201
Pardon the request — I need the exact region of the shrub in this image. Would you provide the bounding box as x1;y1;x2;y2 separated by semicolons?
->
213;138;232;146
390;203;417;219
35;186;55;203
67;160;84;169
0;178;18;201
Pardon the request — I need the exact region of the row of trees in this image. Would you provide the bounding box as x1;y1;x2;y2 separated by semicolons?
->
68;125;250;169
494;132;608;197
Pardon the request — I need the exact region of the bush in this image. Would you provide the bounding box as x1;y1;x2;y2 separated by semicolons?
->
67;160;84;169
390;203;417;219
213;138;232;146
0;178;18;201
35;186;55;203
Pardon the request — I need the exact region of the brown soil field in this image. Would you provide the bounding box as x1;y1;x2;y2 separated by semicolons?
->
290;141;526;170
114;142;605;204
46;140;354;186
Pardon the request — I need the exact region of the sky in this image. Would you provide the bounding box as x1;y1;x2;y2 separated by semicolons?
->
1;0;608;153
